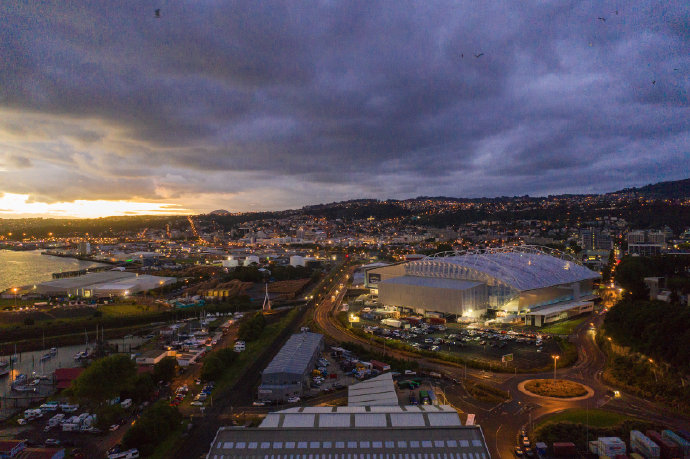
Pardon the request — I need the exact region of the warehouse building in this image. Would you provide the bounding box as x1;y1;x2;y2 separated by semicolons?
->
257;332;324;402
348;372;399;407
207;405;490;459
37;271;177;297
370;246;599;319
524;301;594;327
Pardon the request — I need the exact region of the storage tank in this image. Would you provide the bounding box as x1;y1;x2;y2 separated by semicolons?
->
243;255;260;266
290;255;306;267
222;256;239;268
631;431;660;459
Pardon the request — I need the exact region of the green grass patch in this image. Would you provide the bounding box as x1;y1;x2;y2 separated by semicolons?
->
146;420;190;459
99;303;156;317
463;380;510;404
539;316;588;335
537;409;631;428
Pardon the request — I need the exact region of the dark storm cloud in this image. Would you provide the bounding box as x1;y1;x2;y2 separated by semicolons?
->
0;0;688;209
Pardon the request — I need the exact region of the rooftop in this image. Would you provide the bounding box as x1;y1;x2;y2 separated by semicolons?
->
412;246;600;291
379;276;483;291
263;332;324;376
209;424;489;459
348;372;399;407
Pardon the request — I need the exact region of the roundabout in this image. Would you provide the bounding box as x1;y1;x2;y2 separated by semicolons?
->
518;378;594;401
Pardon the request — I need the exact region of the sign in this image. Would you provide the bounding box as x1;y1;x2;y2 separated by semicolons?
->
501;353;514;363
367;273;381;283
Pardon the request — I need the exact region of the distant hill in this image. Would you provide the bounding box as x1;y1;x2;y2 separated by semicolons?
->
612;178;690;199
209;209;231;216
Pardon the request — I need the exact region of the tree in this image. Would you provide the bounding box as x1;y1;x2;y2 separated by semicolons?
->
123;400;182;456
125;372;157;404
153;356;178;384
201;348;238;382
68;354;137;404
238;312;266;342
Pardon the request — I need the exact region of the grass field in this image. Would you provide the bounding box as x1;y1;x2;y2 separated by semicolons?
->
524;379;588;398
539;316;589;335
537;409;634;428
98;303;157;317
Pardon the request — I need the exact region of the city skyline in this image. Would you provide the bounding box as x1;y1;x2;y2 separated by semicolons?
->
1;1;688;218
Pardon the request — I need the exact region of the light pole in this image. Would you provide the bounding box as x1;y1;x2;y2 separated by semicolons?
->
552;355;560;380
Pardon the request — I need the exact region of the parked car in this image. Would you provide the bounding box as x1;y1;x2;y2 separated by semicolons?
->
287;396;301;403
252;401;265;407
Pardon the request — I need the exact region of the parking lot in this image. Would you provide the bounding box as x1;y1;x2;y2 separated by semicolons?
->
352;316;561;369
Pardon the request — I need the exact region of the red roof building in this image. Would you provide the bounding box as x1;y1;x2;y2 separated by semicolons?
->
53;367;85;390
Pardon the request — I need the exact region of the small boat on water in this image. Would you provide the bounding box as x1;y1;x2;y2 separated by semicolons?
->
49;347;58;355
12;373;27;386
40;353;51;361
12;385;37;393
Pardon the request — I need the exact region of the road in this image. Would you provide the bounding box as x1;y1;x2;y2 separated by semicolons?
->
313;281;690;459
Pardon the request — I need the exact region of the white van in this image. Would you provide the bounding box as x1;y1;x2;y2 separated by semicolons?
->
120;398;132;409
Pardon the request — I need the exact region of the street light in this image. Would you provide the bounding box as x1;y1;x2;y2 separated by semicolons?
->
552;355;560;379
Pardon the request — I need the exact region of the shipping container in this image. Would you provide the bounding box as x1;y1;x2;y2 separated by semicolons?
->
553;442;577;457
631;431;660;459
597;437;627;457
646;431;681;459
662;431;690;458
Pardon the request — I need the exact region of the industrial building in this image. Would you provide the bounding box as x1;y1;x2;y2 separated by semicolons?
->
207;405;490;459
36;271;177;297
348;372;399;407
524;301;594;327
369;246;599;319
257;332;324;402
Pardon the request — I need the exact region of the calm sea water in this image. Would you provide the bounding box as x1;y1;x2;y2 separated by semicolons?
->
0;250;105;292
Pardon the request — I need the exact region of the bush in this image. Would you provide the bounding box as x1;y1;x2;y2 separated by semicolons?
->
238;312;266;342
201;347;238;381
123;400;182;456
153;356;178;384
68;354;137;404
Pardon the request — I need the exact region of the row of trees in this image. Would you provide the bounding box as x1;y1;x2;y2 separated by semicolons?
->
123;400;182;456
201;348;238;381
615;255;690;301
238;312;266;341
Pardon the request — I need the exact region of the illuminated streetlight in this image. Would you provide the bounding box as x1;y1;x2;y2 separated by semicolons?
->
552;355;560;379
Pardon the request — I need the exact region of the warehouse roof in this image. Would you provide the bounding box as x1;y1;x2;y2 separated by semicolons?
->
379;276;483;291
260;405;462;429
208;424;489;459
348;373;399;407
411;247;599;291
263;332;324;376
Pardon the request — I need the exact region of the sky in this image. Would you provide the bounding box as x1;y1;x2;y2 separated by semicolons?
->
0;1;688;218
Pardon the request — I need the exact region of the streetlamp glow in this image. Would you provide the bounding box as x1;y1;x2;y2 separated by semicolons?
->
552;354;560;379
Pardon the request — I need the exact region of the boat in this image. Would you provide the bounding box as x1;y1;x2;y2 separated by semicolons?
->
40;353;51;361
49;347;58;355
0;359;9;369
12;385;37;392
11;373;27;386
0;367;9;377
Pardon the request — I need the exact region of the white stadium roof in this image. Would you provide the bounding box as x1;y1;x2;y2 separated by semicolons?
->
413;246;599;291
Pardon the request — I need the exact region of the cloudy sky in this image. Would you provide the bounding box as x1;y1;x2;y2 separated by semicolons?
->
0;1;688;217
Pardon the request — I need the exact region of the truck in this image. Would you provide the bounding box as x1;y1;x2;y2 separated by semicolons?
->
552;442;577;457
631;431;660;459
381;318;402;328
646;431;681;459
661;430;690;458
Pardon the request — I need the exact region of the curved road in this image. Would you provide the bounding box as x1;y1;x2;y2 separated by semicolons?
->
313;272;690;459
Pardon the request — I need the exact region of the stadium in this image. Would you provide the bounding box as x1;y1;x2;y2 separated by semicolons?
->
366;246;600;323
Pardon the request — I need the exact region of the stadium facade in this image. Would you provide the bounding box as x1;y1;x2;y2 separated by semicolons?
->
368;246;600;319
